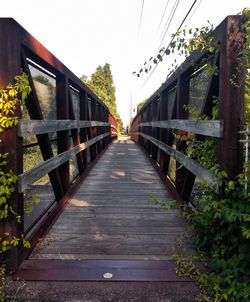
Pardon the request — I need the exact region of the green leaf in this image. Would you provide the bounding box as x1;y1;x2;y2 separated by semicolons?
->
165;49;171;55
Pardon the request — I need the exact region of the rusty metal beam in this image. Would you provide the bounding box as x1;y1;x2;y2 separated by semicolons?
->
13;259;197;282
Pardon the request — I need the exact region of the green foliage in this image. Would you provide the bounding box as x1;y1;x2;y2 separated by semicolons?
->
137;100;146;112
0;73;31;300
175;170;250;302
133;22;215;77
149;194;177;210
0;153;18;222
82;63;123;134
24;190;40;215
0;73;30;132
113;112;123;135
242;8;250;125
246;70;250;124
0;73;31;259
173;90;250;301
0;73;31;301
183;134;217;170
0;233;30;252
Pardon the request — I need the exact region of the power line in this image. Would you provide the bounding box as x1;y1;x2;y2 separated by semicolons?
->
137;0;145;39
157;0;181;53
138;0;180;72
142;0;198;88
185;0;204;27
156;0;170;35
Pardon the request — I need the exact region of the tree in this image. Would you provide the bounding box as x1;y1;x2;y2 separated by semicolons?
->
81;63;123;134
137;99;146;112
80;74;88;83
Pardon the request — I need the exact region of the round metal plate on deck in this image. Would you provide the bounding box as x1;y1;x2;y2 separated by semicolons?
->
103;272;113;279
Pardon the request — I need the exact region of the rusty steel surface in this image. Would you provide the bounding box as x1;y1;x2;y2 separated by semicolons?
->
0;19;23;270
13;259;194;282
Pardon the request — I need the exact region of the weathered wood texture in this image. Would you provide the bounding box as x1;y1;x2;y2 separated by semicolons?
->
137;132;218;187
138;120;223;138
18;120;110;136
19;133;110;193
30;138;195;261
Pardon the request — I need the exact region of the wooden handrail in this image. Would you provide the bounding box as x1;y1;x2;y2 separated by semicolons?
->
19;133;110;193
18;119;111;136
136;120;223;138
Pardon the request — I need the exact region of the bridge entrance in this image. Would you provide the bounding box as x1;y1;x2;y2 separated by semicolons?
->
14;137;195;281
0;14;247;288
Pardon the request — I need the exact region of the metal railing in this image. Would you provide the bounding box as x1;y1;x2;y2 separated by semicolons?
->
0;18;118;269
131;15;245;203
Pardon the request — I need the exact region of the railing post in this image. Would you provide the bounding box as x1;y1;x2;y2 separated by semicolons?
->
142;109;147;149
69;90;84;175
176;76;189;194
159;90;170;174
80;91;88;169
108;113;112;142
146;103;152;155
0;19;23;270
90;99;97;161
104;108;109;147
56;75;70;192
218;16;245;178
100;106;104;148
96;103;102;153
151;99;159;162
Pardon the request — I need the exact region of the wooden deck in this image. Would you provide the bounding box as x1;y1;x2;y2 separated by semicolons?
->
30;137;194;261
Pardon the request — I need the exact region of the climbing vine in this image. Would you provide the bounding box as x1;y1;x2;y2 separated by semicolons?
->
0;73;31;301
133;21;216;78
0;73;31;248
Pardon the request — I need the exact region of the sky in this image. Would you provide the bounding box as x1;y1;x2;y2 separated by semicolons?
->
1;0;249;126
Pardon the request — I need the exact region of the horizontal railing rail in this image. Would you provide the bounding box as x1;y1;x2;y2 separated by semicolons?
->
137;120;223;138
18;120;111;136
19;133;110;193
137;132;218;187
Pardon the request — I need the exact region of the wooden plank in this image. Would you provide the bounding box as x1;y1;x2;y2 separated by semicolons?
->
18;119;110;137
138;120;223;138
43;225;187;235
28;254;174;260
33;244;194;257
32;234;190;246
18;133;110;192
137;132;218;187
